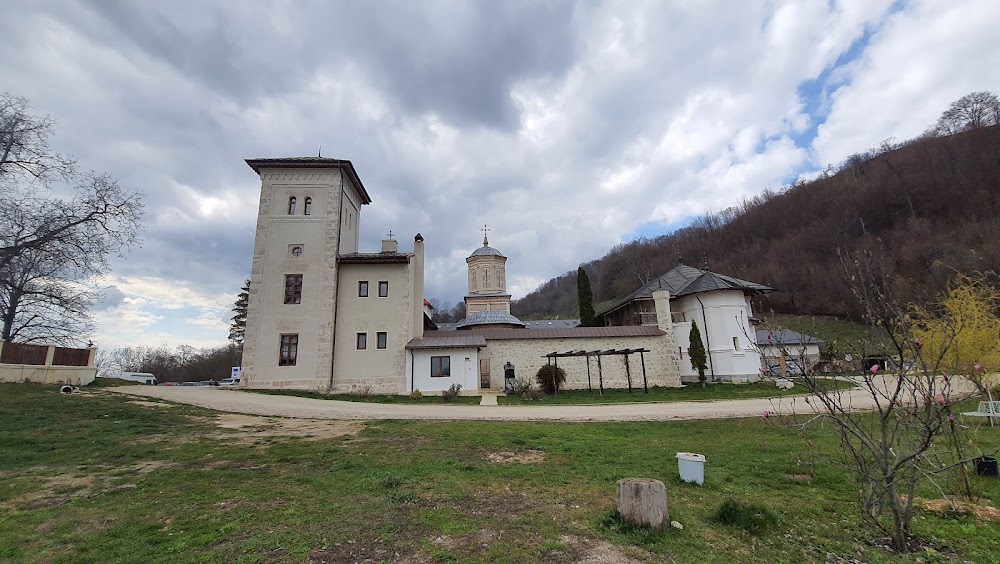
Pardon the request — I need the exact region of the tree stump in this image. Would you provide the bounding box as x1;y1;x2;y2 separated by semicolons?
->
616;478;668;529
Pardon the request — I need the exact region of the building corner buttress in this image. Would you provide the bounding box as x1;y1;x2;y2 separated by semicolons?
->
652;289;681;386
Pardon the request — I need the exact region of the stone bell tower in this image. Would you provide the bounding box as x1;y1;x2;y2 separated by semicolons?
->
464;227;511;314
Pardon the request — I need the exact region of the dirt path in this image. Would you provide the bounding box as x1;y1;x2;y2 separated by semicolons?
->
106;385;883;422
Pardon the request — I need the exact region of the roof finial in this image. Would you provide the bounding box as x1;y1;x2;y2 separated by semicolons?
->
387;218;394;240
318;145;322;158
481;224;490;247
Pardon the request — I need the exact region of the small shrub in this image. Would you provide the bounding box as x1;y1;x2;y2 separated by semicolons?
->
712;498;778;535
511;376;533;394
441;383;462;402
410;389;422;399
523;388;544;401
349;383;372;398
535;365;567;395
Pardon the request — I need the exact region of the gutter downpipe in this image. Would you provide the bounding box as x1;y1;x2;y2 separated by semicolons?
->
410;348;415;392
695;295;716;381
328;264;341;391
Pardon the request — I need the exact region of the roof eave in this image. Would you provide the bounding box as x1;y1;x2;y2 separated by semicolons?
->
244;158;373;205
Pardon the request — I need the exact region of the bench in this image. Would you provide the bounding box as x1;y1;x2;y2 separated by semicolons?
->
961;401;1000;419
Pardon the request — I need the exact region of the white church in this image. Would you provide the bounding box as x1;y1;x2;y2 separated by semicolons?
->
239;157;771;393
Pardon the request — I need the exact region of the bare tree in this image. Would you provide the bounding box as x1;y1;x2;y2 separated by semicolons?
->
0;92;143;343
929;91;1000;136
768;250;987;552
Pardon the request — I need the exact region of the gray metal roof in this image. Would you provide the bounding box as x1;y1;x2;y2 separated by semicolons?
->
523;319;581;329
338;252;411;264
598;263;775;317
470;245;505;257
756;329;824;346
244;157;372;204
423;326;665;340
405;334;487;350
455;310;526;329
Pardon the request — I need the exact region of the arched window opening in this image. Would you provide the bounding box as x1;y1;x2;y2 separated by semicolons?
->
288;196;297;215
470;269;477;291
484;267;490;288
304;197;312;215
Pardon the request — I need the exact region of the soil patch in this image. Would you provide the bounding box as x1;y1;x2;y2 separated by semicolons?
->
559;534;650;563
212;414;365;441
920;498;1000;521
487;450;546;464
127;400;175;408
784;473;813;483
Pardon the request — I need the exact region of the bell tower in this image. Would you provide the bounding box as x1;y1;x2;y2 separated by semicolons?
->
464;226;510;314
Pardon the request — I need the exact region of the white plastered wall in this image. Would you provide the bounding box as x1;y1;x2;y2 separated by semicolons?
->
406;348;480;394
672;290;762;383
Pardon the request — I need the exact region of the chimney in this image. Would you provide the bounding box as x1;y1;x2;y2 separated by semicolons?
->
381;238;398;253
652;289;672;332
411;233;425;339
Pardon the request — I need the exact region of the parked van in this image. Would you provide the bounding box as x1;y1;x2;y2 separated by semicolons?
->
115;372;159;385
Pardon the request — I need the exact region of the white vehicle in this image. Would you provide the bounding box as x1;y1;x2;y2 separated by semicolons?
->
218;377;241;387
115;372;159;385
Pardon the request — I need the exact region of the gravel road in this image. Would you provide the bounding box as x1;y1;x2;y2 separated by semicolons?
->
106;385;883;422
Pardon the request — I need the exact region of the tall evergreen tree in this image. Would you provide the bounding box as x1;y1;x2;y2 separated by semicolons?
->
577;266;597;327
689;320;708;388
229;279;250;344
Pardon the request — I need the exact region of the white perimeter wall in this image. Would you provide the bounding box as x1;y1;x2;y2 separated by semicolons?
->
479;334;680;391
407;348;479;394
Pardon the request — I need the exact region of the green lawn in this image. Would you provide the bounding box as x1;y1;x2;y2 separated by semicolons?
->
761;313;889;349
247;381;854;406
1;383;998;563
498;380;853;405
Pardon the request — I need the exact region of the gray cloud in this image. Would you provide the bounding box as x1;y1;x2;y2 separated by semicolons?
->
3;0;998;347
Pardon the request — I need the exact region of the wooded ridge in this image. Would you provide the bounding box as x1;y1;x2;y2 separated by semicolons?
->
512;124;1000;321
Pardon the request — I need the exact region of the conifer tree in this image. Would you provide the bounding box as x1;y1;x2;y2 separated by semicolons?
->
689;320;708;388
577;266;597;327
229;279;250;344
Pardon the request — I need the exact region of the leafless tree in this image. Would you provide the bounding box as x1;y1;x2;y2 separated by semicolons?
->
928;91;1000;136
767;250;987;552
0;92;143;343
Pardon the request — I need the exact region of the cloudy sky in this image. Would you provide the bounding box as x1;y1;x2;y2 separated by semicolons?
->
3;0;999;349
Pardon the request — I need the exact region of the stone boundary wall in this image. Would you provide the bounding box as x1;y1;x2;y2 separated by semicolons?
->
481;334;681;390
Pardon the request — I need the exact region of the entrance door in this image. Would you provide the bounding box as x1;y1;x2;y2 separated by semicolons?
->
480;358;490;389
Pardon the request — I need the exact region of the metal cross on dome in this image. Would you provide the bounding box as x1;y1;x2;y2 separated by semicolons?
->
481;224;490;246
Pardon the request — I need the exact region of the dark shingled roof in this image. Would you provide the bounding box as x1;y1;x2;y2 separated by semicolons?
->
755;329;824;346
598;263;774;317
406;334;487;350
422;326;665;340
470;245;505;257
455;310;526;329
338;252;411;264
244;157;372;204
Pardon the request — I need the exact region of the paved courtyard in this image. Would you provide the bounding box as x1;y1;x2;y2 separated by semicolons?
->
108;384;886;422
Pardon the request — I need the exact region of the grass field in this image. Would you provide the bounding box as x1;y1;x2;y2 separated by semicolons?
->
250;380;855;406
2;383;999;563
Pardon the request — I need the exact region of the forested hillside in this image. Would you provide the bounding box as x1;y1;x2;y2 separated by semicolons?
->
513;123;1000;321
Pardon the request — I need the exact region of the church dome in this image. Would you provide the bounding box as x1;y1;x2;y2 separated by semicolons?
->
470;245;505;258
456;310;526;329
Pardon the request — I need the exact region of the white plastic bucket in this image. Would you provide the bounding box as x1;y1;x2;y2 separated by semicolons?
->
676;452;706;485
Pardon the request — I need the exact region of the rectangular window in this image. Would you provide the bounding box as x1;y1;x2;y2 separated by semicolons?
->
733;336;741;351
358;281;369;297
279;334;298;366
376;332;387;349
284;274;303;304
378;281;388;297
356;333;367;350
431;356;450;378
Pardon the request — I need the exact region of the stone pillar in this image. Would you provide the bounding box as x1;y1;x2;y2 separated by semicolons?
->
44;345;56;367
652;289;682;386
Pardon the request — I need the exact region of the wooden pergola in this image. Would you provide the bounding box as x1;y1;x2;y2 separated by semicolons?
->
544;348;651;396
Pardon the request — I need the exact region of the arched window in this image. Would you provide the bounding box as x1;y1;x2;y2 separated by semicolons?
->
287;196;297;215
484;267;490;288
470;269;477;291
498;267;504;289
304;197;312;215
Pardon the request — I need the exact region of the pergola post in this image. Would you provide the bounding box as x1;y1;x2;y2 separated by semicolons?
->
597;353;604;396
640;350;648;393
586;354;592;392
553;355;559;396
624;353;633;392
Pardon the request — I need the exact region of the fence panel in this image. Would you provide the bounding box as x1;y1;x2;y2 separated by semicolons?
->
0;343;49;365
53;347;91;367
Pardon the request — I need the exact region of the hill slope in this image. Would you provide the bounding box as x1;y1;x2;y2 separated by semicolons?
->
513;126;1000;320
